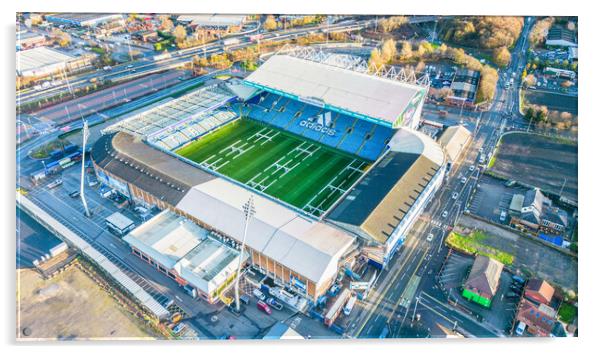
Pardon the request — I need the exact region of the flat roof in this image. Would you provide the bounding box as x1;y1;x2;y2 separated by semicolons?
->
124;210;205;269
177;14;246;27
105;212;135;230
17;47;74;74
45;13;123;24
438;125;472;163
328;128;444;244
176;178;356;284
245;55;425;125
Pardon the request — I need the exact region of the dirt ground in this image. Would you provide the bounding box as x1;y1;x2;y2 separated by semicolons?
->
491;132;577;202
17;266;156;340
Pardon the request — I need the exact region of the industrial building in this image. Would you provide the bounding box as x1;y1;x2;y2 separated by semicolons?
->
176;14;246;32
16;46;95;78
123;210;244;303
16;31;47;50
45;13;124;28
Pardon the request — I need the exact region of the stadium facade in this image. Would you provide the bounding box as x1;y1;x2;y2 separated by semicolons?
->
91;48;446;305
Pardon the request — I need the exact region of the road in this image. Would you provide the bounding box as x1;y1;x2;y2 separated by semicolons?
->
349;17;536;339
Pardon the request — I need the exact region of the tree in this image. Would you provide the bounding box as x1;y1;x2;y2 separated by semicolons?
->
529;17;555;46
381;39;397;63
173;25;187;43
264;15;277;31
492;46;511;67
523;74;537;87
368;48;385;71
399;41;413;61
159;16;174;32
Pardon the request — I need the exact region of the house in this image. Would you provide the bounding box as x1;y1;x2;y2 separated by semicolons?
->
462;255;504;308
516;299;557;337
540;206;569;234
545;26;577;47
524;278;555;306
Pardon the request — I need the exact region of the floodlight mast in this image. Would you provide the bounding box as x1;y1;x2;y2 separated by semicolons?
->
234;196;255;312
80;120;91;217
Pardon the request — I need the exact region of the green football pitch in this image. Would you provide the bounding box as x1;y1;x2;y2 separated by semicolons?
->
176;118;371;217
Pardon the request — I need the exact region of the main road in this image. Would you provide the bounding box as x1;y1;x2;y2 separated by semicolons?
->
349;16;535;339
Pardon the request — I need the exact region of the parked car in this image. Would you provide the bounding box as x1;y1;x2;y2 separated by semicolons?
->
469;165;475;171
266;297;283;311
256;300;272;315
499;210;507;222
69;190;80;198
452;192;459;200
512;275;526;284
515;321;526;336
461;177;467;184
442;211;449;218
240;294;250;305
172;323;187;335
252;288;266;301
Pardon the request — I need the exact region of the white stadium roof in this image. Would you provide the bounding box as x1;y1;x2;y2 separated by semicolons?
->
176;178;355;284
244;54;426;125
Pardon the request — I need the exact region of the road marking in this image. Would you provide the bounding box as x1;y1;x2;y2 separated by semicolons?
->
354;233;423;336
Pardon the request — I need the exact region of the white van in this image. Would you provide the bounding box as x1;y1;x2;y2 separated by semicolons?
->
515;321;526;336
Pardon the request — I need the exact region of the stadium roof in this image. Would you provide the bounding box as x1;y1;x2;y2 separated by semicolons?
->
16;47;74;75
244;54;426;126
438;125;472;163
91;132;216;205
327;128;445;244
175;178;355;284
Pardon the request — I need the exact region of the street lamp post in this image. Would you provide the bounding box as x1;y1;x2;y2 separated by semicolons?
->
234;196;255;312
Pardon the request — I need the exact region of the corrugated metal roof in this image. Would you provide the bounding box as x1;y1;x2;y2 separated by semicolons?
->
327;127;444;244
176;178;355;284
17;47;74;74
245;55;424;124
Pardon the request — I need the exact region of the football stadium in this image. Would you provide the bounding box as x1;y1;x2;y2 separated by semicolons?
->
92;47;445;306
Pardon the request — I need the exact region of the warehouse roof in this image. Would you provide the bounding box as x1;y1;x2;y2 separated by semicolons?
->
439;125;472;163
105;212;135;231
91;132;216;205
176;178;355;284
177;14;246;27
464;255;504;298
16;47;74;74
244;54;426;125
327;128;444;244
